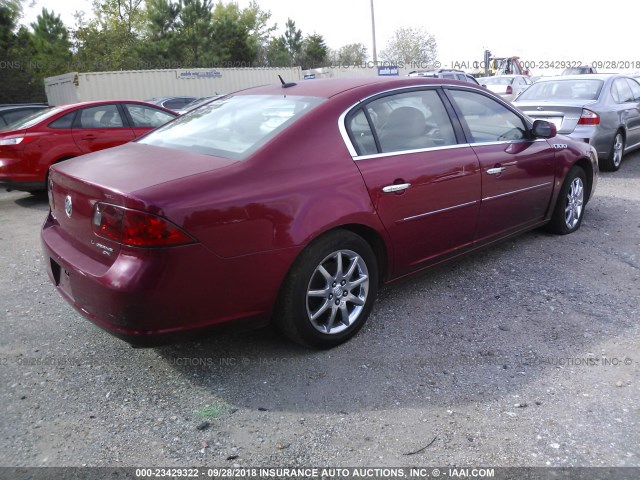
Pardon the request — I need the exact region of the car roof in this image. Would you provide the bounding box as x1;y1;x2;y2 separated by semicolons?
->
51;100;175;110
235;77;470;99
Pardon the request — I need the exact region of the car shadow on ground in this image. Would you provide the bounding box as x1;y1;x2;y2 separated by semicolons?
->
12;191;49;210
155;192;639;414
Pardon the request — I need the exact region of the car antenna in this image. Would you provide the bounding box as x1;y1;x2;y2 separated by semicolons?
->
278;75;297;88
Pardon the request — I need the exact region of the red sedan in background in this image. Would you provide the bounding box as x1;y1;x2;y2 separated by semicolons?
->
0;101;177;192
42;78;598;349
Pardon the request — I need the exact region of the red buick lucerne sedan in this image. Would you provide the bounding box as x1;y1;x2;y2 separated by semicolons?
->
0;101;177;192
42;78;598;349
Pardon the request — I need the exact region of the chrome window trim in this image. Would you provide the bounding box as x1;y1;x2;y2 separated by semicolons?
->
482;182;553;202
338;83;542;161
354;143;472;161
468;138;548;148
400;200;479;223
338;85;450;159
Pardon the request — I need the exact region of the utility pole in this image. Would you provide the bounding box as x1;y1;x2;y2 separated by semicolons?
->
370;0;377;65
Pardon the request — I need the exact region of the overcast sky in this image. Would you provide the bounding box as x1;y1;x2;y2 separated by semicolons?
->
21;0;640;74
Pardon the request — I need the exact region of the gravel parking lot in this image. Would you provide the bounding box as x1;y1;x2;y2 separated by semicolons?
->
1;152;639;469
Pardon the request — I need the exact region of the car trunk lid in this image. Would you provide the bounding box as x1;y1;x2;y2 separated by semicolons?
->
48;143;238;265
514;99;598;134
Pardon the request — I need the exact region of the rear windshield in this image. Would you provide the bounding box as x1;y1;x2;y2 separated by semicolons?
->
2;106;64;130
517;80;603;101
139;94;324;160
482;77;514;85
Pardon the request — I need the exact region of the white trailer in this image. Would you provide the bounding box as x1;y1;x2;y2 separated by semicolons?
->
44;67;302;106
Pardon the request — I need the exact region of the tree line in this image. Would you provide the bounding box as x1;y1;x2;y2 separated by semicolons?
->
0;0;437;103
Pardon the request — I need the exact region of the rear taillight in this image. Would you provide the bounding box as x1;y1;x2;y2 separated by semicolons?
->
578;108;600;125
506;85;513;95
0;135;37;149
92;203;194;247
47;177;54;211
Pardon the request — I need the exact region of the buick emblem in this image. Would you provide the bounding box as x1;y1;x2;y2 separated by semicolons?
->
64;195;73;218
536;106;545;111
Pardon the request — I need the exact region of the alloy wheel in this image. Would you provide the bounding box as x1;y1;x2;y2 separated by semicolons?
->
306;249;369;335
564;177;584;230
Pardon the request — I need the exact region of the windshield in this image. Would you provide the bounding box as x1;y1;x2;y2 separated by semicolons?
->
482;77;514;85
139;94;324;160
2;106;64;130
183;96;217;109
517;80;604;101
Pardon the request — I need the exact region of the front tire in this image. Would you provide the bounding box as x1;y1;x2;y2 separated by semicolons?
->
600;132;624;172
546;166;587;235
275;230;378;349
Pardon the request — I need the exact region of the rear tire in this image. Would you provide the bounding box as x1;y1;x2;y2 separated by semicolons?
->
274;230;378;349
546;166;587;235
600;131;624;172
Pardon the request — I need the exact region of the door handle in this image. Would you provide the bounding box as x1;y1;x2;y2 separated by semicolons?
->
382;183;411;193
81;134;97;140
486;167;506;175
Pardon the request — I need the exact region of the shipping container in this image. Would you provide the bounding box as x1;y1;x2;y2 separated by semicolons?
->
44;68;303;106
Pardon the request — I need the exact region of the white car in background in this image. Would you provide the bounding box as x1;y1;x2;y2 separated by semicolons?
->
477;75;533;102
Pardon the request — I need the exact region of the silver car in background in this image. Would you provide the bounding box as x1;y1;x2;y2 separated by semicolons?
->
477;75;533;102
513;74;640;171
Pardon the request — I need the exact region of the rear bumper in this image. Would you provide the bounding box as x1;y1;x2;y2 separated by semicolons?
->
566;125;614;159
0;154;45;191
41;213;296;346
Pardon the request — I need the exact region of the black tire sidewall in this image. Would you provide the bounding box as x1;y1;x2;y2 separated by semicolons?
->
550;166;587;235
602;132;624;172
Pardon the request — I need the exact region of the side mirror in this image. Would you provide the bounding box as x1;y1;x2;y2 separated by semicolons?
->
532;119;556;139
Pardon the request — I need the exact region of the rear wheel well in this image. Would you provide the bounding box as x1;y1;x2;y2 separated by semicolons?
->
53;156;75;164
334;224;389;285
572;158;594;203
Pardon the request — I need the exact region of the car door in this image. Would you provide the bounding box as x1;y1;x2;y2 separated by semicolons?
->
345;88;481;275
445;88;556;241
72;104;136;154
122;103;177;138
618;78;640;149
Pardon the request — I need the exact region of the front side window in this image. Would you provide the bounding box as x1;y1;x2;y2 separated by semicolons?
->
139;95;324;160
363;90;457;154
78;105;124;129
125;104;175;128
449;89;527;143
626;78;640;101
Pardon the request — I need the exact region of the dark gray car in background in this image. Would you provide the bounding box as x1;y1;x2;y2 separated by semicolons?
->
513;74;640;171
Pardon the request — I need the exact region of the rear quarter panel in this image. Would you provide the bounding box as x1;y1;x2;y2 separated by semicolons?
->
546;136;598;210
134;98;389;260
23;127;81;181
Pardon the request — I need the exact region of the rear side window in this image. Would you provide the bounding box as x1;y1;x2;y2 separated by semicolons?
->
49;111;76;129
449;89;527;143
347;110;377;156
125;104;175;128
78;105;124;129
612;78;634;103
364;90;457;154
